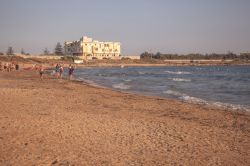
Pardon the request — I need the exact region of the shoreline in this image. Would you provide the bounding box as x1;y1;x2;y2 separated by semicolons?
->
0;70;250;165
71;66;250;114
75;77;250;115
2;62;250;113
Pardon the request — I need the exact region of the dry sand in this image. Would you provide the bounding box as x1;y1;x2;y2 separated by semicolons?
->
0;70;249;165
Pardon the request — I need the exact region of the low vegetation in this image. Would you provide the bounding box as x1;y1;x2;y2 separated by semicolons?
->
140;52;250;60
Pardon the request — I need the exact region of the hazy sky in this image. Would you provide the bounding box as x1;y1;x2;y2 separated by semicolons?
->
0;0;249;55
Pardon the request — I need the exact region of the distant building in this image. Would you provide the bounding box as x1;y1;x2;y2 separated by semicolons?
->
64;36;121;60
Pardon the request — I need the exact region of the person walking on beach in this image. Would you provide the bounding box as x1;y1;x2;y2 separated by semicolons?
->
7;63;12;72
15;63;19;71
59;64;64;79
3;63;7;71
68;64;75;80
55;64;60;79
38;65;44;80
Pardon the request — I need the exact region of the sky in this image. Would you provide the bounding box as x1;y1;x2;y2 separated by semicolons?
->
0;0;249;55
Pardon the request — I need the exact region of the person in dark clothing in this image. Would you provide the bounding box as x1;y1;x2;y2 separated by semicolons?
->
68;64;75;80
15;63;19;70
55;64;60;79
38;65;44;80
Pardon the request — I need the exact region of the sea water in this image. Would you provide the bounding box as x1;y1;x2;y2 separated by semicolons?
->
74;65;250;112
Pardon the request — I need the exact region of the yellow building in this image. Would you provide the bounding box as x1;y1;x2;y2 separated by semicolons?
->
64;36;121;60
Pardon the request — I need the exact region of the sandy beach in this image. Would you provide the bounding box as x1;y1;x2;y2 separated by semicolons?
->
0;70;249;165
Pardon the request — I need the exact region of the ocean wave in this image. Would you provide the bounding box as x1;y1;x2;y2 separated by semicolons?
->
164;90;250;112
112;83;131;90
164;90;207;103
138;71;157;75
169;78;191;82
138;71;147;75
83;79;96;85
165;71;191;75
77;77;85;81
213;102;250;112
183;96;249;112
179;95;208;104
163;90;183;96
183;97;250;112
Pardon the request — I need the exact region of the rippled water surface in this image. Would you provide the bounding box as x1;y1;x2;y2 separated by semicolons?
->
74;65;250;111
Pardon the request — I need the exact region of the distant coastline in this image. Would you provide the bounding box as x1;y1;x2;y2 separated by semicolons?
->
0;55;250;68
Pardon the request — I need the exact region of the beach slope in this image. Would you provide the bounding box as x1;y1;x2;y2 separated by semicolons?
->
0;71;249;165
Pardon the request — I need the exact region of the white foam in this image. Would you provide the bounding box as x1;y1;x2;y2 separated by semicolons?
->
164;90;207;104
124;79;132;82
163;90;183;96
164;90;205;104
165;91;250;112
112;83;131;90
165;71;191;75
213;102;250;112
138;71;145;75
179;95;208;104
83;79;96;85
77;77;85;81
169;78;191;82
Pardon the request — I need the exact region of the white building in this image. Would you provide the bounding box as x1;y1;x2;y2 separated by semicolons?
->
64;36;121;60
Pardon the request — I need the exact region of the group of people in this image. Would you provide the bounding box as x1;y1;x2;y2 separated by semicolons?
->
54;64;75;80
55;64;64;79
0;61;19;72
0;61;75;81
38;63;75;80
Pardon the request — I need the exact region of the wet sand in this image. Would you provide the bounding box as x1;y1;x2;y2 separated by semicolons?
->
0;70;249;165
